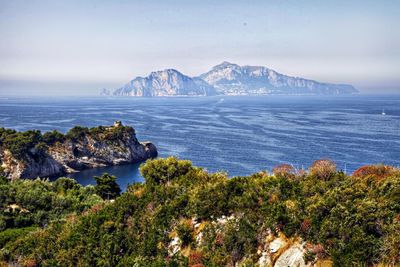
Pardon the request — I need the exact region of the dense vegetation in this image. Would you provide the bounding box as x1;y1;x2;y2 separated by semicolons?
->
0;158;399;266
0;176;102;249
0;125;135;162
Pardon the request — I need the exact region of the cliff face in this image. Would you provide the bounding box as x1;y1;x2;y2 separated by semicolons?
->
112;69;216;97
199;62;358;95
0;123;157;180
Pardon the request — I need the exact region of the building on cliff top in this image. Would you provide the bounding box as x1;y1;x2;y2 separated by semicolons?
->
114;121;122;127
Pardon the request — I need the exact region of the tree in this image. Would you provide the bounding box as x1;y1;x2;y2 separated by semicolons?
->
309;159;336;180
3;130;43;160
140;157;193;186
42;130;65;145
66;126;89;141
273;163;295;179
352;164;396;180
94;173;121;200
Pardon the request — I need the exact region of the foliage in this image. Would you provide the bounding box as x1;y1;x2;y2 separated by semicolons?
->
1;129;43;160
94;173;121;200
140;157;194;186
0;226;37;248
65;126;89;141
353;164;397;179
0;177;102;250
103;125;135;142
42;130;65;145
272;163;295;178
309;159;337;180
176;220;194;247
0;158;399;266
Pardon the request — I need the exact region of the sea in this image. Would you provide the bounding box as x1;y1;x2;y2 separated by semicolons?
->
1;95;399;190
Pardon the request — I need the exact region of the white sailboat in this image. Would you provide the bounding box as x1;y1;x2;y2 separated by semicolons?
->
382;108;386;115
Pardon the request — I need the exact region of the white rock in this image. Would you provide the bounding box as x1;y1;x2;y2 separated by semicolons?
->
274;244;309;267
269;238;286;253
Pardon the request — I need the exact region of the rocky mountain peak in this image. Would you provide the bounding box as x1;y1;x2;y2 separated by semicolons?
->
212;61;240;70
112;68;215;97
200;62;358;95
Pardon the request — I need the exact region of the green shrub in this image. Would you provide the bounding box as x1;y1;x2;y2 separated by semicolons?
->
2;130;43;160
66;126;89;140
0;226;37;248
1;158;399;266
176;220;194;247
94;173;121;200
140;157;193;186
42;130;65;145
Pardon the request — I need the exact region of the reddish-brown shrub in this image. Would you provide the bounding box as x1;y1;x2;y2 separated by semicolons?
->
82;203;104;216
215;233;224;246
268;193;279;204
309;159;336;180
300;219;312;233
272;164;295;178
146;202;155;212
296;169;307;177
352;165;395;180
23;259;37;267
312;244;326;258
189;251;203;266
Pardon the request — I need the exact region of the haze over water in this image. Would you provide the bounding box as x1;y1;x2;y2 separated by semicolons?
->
1;95;399;190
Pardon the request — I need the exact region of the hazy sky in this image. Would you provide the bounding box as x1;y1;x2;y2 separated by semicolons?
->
0;0;399;95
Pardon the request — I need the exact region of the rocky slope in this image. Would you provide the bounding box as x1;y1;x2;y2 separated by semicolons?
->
199;62;358;95
0;122;157;180
111;69;216;96
106;62;357;96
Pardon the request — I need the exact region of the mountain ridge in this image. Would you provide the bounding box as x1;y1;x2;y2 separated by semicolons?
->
111;69;216;97
104;62;358;96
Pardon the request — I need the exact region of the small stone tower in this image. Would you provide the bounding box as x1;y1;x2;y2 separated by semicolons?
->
114;121;122;127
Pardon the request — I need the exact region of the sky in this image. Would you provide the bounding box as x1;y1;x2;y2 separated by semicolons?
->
0;0;399;96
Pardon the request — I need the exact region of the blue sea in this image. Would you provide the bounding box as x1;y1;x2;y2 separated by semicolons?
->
1;95;399;190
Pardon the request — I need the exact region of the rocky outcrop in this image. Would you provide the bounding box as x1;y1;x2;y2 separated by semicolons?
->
256;231;332;267
0;123;157;180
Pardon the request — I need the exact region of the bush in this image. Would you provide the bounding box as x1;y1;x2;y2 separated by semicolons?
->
42;130;65;145
52;177;80;192
140;157;193;186
94;173;121;200
353;165;396;180
66;126;89;141
1;158;399;266
103;126;135;142
309;159;336;180
2;130;43;160
273;163;295;178
0;177;102;249
176;220;194;247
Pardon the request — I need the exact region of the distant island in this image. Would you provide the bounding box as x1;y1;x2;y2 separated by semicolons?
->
101;62;358;97
0;121;157;180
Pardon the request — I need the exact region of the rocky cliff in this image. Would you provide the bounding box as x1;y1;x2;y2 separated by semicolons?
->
112;69;216;97
199;62;358;95
0;122;157;180
106;62;358;96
